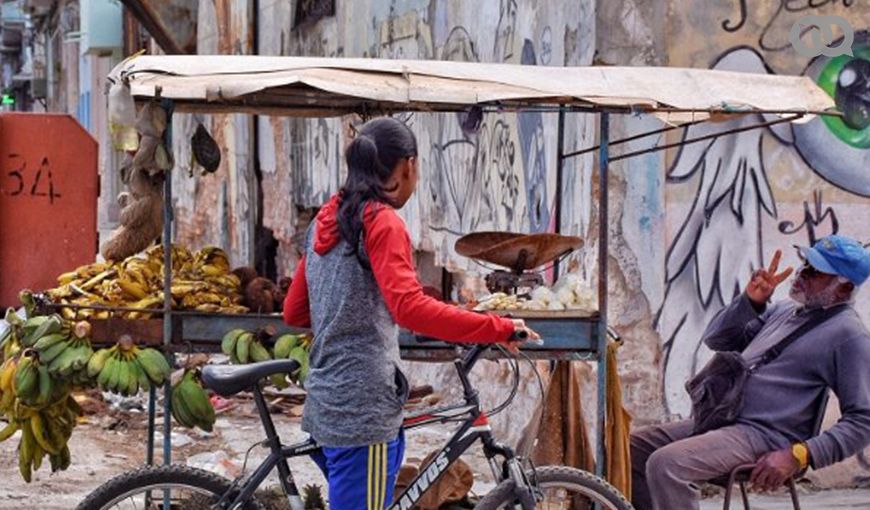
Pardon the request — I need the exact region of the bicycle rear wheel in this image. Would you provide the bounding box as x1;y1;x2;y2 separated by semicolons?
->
75;465;266;510
475;465;633;510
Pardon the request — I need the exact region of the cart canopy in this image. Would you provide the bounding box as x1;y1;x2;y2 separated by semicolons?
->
109;55;834;122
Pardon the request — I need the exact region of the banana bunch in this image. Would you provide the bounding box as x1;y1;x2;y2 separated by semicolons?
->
0;398;80;481
0;346;82;481
0;394;81;482
272;333;311;386
46;245;248;318
91;339;171;396
221;329;272;364
171;369;216;432
30;320;94;386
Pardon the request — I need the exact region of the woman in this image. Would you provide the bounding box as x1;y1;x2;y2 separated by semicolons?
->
283;117;537;509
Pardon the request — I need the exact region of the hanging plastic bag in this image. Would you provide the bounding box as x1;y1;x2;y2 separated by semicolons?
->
108;79;139;151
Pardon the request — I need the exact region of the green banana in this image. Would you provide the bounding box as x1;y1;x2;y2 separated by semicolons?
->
40;339;70;366
287;346;310;385
5;307;23;326
48;344;76;375
171;380;195;428
98;356;117;391
21;316;49;339
115;360;131;396
48;452;61;473
88;348;112;378
272;334;299;359
250;340;271;363
31;441;43;472
22;315;63;347
0;420;18;442
19;424;34;482
33;333;67;353
36;366;52;406
68;344;93;374
269;373;289;389
235;332;253;364
179;374;215;432
133;360;151;392
59;444;70;471
134;348;171;385
220;329;246;357
14;357;38;400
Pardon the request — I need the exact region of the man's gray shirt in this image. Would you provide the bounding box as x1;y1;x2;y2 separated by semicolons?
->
702;293;870;468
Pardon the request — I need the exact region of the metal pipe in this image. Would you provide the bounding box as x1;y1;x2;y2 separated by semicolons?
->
147;386;156;465
161;99;175;510
559;118;705;161
596;112;609;480
553;108;566;281
609;114;801;162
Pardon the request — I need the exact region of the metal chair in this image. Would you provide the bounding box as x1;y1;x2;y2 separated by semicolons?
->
713;391;828;510
716;463;802;510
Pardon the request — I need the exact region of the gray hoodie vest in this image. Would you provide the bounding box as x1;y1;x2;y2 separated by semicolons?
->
301;224;409;447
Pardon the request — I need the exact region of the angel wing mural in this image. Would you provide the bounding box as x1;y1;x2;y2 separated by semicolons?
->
656;34;870;417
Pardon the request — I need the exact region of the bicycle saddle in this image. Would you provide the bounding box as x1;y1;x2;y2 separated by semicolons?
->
201;360;300;397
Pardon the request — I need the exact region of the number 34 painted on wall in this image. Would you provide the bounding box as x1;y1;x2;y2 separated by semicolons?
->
4;154;61;203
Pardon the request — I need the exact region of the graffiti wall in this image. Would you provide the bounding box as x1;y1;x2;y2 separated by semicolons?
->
658;0;870;485
256;0;597;273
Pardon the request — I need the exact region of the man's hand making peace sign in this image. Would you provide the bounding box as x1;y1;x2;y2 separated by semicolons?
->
746;250;794;307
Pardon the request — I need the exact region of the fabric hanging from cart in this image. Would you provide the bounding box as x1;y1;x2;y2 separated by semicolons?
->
517;343;632;504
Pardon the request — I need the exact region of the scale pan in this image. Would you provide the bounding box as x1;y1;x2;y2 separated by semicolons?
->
455;232;583;271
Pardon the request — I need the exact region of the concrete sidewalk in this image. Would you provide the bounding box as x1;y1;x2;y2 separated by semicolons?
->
701;488;870;509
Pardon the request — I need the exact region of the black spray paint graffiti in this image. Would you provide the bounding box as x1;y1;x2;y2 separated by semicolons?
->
493;0;517;62
518;39;550;233
777;190;839;244
721;0;857;51
426;24;555;237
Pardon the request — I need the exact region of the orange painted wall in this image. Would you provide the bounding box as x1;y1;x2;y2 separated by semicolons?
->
0;113;98;307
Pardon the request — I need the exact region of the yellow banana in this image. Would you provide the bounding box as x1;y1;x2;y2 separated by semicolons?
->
56;271;79;286
30;413;59;455
116;278;148;300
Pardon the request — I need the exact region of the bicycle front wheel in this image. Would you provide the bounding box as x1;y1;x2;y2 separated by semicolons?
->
475;465;634;510
75;465;266;510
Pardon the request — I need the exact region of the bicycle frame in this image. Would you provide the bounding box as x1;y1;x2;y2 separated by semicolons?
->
216;344;522;510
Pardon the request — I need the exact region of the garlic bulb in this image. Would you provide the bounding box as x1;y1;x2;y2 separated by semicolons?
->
530;286;554;304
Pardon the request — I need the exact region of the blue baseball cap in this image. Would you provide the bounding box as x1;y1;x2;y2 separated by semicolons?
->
796;235;870;286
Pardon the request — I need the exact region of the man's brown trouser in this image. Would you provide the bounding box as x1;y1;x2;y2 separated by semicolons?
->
630;420;768;510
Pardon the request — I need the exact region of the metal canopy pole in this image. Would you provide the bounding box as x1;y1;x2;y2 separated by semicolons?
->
161;99;175;510
553;107;566;281
596;112;609;480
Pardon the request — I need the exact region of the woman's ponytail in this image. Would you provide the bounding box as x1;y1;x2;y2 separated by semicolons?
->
337;118;417;263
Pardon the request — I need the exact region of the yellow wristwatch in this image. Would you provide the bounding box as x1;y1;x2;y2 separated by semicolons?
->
791;442;809;470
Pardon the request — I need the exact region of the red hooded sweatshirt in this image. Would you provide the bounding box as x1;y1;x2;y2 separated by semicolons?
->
283;195;515;343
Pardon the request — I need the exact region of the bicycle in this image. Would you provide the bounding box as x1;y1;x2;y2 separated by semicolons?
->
76;336;633;510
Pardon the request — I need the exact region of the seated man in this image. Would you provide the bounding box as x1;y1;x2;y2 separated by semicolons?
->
631;235;870;510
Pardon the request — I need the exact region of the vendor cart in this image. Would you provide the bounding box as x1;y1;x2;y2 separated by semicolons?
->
96;55;834;481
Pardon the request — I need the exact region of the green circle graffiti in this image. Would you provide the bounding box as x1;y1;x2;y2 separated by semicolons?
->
817;46;870;149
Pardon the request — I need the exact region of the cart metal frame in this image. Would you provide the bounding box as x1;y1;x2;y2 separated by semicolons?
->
126;86;823;482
